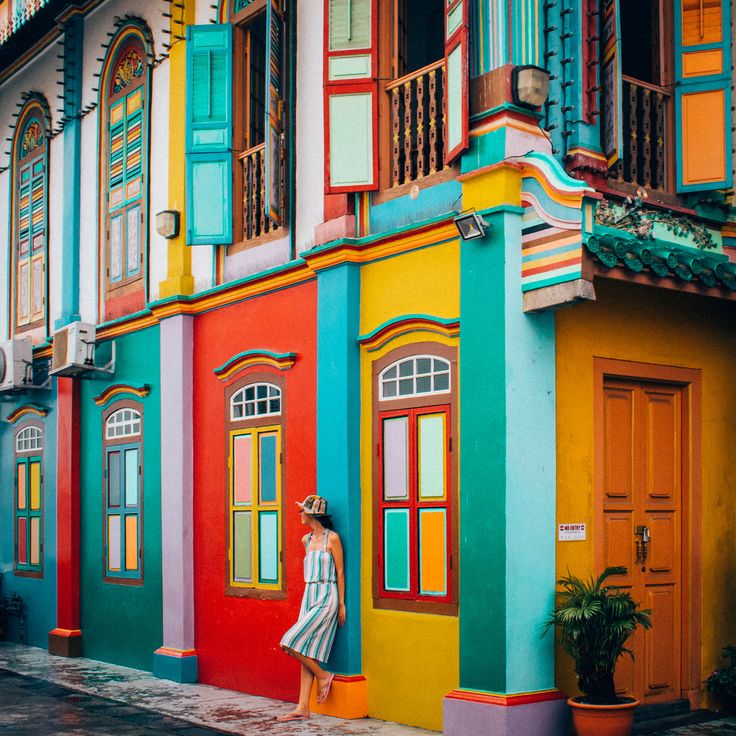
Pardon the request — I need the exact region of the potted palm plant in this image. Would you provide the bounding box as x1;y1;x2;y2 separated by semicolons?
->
544;566;651;736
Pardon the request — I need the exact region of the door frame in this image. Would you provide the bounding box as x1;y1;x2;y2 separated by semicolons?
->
593;357;702;707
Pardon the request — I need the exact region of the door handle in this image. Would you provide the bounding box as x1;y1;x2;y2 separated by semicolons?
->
634;525;650;570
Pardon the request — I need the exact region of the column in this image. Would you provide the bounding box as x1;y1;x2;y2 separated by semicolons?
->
152;315;197;682
312;262;366;718
48;378;82;656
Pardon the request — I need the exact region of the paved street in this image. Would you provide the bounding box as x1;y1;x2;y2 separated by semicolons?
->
3;642;736;735
0;642;434;735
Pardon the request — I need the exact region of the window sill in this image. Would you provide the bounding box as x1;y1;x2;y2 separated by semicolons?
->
228;227;285;256
372;166;459;206
103;575;143;586
14;568;43;579
373;596;457;616
226;586;287;600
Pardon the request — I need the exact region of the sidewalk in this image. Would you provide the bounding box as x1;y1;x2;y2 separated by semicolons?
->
0;642;437;735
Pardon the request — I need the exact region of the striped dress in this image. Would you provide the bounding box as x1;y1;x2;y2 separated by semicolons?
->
280;530;339;662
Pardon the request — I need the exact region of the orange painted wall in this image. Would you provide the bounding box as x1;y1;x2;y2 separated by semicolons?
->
555;279;736;704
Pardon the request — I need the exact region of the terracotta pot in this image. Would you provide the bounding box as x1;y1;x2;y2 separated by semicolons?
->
568;696;640;736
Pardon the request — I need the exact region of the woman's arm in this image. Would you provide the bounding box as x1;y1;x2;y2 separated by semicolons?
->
329;533;347;627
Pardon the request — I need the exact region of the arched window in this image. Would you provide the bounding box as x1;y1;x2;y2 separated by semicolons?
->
226;376;284;595
100;31;149;320
12;104;48;333
373;345;457;614
14;422;44;575
16;425;43;452
379;355;451;400
230;382;282;420
103;402;144;581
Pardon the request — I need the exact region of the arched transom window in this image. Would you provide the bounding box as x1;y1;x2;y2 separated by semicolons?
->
16;425;43;452
231;382;282;420
379;355;451;400
105;407;142;439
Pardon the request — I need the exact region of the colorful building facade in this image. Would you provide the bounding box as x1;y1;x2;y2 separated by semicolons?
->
0;0;733;734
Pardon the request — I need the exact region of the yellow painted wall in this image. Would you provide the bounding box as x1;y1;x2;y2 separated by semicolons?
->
359;239;460;730
555;279;736;703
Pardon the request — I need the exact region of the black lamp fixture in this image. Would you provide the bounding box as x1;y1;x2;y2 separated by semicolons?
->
511;65;551;108
453;210;491;241
155;209;180;239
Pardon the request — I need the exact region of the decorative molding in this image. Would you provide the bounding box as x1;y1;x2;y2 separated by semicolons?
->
358;315;460;352
6;404;49;424
213;350;297;381
594;198;717;250
93;383;151;406
444;688;566;707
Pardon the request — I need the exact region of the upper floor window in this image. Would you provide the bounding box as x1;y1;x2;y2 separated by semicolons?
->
226;376;284;596
232;0;287;246
184;2;288;252
323;0;468;194
15;423;44;576
12;105;48;334
100;32;149;321
373;345;457;615
103;403;143;581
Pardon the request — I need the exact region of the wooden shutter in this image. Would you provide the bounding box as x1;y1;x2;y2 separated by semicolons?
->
264;0;285;225
324;0;379;192
186;24;233;245
600;0;623;167
674;0;732;192
444;0;469;163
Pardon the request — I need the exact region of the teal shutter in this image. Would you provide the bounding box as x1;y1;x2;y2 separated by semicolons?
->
444;0;469;162
264;0;284;226
186;24;233;245
600;0;623;167
324;0;379;192
674;0;732;192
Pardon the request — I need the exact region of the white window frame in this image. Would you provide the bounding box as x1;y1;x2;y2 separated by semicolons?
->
105;407;142;440
230;382;282;421
16;425;44;452
379;354;451;401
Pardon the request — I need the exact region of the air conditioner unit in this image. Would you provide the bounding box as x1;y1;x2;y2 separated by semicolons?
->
51;322;97;376
0;337;33;391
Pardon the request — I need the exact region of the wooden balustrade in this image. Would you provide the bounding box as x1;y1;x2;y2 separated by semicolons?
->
612;76;670;191
386;59;446;188
239;140;283;242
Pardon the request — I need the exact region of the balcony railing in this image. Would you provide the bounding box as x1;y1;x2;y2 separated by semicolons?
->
239;140;283;242
386;59;446;188
610;76;670;191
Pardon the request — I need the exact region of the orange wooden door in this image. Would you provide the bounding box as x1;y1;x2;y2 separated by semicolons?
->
599;378;685;704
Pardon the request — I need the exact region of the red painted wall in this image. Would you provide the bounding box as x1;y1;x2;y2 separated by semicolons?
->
193;280;317;700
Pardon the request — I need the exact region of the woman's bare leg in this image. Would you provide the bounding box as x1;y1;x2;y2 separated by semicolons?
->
283;647;331;693
277;664;313;720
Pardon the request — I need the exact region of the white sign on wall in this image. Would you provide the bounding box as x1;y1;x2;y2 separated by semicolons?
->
558;523;586;541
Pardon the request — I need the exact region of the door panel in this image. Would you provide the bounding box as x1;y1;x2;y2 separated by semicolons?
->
601;378;684;705
604;388;635;500
645;586;677;697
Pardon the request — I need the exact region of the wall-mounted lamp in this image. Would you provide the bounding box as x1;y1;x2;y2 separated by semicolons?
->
511;65;551;109
453;210;491;241
155;209;180;239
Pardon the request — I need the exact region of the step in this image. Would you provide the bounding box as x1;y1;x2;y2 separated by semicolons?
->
632;708;718;735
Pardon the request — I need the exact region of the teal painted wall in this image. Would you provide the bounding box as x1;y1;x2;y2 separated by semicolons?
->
79;326;162;670
0;389;58;648
458;208;557;693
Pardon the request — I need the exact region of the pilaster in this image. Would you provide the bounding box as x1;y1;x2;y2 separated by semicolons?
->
153;315;197;682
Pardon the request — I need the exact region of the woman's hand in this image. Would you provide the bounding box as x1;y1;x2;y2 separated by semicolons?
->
338;602;346;627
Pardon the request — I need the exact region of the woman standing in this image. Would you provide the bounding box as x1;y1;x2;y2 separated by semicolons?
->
277;495;346;722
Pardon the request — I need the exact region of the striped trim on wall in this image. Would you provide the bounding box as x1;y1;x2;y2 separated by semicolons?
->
521;209;583;292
